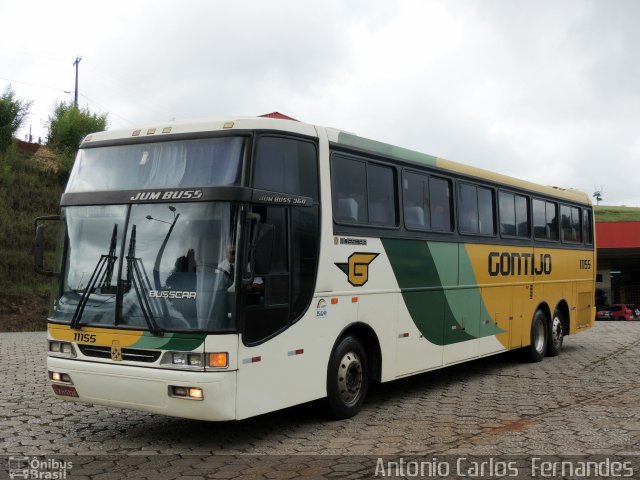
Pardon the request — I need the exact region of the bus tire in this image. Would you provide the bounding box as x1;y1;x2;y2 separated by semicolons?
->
324;335;368;419
546;309;564;357
527;310;547;362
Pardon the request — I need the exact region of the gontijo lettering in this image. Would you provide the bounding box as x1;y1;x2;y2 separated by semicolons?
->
488;252;552;277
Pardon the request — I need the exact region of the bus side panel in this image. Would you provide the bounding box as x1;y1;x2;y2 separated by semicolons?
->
442;288;480;364
464;244;536;352
235;307;339;420
394;290;444;376
357;293;399;382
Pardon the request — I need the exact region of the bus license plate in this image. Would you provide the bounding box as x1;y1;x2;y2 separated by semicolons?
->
52;384;79;398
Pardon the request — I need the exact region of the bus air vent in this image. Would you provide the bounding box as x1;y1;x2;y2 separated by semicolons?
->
78;345;161;363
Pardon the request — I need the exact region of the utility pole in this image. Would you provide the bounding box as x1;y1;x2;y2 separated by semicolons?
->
73;56;82;107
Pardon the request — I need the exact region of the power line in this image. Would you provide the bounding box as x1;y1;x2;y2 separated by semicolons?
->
0;76;69;93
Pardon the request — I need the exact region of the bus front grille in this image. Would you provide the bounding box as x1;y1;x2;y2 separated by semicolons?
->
78;345;161;363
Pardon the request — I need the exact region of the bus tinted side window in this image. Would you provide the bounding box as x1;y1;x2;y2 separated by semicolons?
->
561;205;582;243
368;164;397;226
403;171;429;231
331;155;397;227
429;177;453;232
533;199;559;241
402;171;453;233
253;136;318;199
583;209;593;244
458;183;494;235
499;191;529;238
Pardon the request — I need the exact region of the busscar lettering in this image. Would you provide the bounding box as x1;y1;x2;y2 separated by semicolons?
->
149;290;197;300
488;252;552;277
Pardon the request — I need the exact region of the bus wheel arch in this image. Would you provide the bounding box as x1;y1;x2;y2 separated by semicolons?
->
324;323;381;419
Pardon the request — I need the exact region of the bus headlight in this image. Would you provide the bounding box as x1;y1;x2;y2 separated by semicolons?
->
48;340;76;358
161;351;228;370
161;351;206;369
169;385;204;400
48;371;73;384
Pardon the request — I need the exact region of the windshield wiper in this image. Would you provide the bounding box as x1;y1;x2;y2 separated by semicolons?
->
125;225;163;336
70;224;119;330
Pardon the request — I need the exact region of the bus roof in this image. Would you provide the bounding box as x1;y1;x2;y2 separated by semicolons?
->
81;117;591;206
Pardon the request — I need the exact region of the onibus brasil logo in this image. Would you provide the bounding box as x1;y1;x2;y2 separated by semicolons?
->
335;252;379;287
8;456;72;479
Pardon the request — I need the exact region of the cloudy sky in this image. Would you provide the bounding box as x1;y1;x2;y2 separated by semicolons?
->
1;0;638;206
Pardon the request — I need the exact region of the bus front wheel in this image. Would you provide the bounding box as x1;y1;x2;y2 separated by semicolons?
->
325;335;369;419
527;310;547;362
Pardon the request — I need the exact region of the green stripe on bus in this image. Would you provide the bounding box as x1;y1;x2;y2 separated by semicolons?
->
337;132;438;167
381;239;474;345
133;332;206;351
382;239;504;345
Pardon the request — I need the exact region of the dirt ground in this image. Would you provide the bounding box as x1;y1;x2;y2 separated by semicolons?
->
0;295;48;331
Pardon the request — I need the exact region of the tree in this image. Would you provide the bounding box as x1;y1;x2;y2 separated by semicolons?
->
0;86;33;153
46;101;108;153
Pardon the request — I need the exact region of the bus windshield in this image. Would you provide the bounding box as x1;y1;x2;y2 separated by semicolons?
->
67;136;244;192
51;202;239;332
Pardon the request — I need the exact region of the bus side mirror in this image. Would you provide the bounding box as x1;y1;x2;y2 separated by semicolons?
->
254;223;275;275
33;215;60;277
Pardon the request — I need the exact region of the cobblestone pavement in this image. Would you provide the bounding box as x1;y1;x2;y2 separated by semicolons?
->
1;322;640;478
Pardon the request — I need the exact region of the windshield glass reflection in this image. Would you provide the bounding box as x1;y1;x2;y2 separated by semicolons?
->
50;203;238;332
51;205;127;325
121;202;237;331
67;137;244;192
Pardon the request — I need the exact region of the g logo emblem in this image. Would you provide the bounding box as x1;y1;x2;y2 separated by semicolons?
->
335;252;379;287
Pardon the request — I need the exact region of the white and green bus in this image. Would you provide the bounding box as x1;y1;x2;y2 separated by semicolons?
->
38;117;595;420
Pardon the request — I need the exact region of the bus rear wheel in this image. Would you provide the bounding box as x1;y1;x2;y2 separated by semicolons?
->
526;310;547;362
325;335;369;419
546;309;564;357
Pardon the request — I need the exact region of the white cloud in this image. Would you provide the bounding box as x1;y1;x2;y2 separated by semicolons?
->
1;0;639;205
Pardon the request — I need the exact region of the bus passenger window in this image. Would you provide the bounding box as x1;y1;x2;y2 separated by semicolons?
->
533;199;558;241
429;177;452;232
403;171;429;231
583;209;593;244
367;163;396;226
500;191;529;238
561;205;582;243
331;156;368;223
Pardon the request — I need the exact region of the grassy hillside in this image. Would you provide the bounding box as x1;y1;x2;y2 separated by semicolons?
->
594;205;640;223
0;142;65;331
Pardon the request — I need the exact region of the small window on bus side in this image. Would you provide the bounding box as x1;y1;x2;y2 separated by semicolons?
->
402;171;453;233
331;156;368;223
499;191;529;238
533;199;559;241
583;209;593;244
561;205;582;243
331;155;397;227
403;171;429;231
367;163;397;226
429;176;453;232
253;136;318;200
458;183;494;235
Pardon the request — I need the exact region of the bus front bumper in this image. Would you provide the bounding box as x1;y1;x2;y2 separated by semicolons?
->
47;356;237;421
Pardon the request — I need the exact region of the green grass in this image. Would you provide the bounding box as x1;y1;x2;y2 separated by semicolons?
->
0;142;66;330
594;205;640;223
